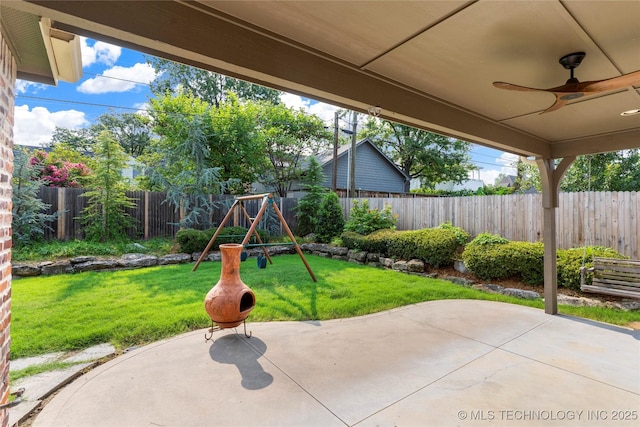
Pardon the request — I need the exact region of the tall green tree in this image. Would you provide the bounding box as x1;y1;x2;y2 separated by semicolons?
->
95;112;153;157
50;127;96;152
257;103;331;197
144;92;261;195
147;57;281;106
360;118;472;189
12;147;58;247
144;92;240;227
316;192;345;243
81;131;136;241
295;157;327;236
560;152;634;192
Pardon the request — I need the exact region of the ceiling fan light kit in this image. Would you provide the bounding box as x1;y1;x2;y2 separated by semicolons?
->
493;51;640;113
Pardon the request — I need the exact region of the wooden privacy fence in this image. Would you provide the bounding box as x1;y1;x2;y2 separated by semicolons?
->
36;188;638;259
38;188;298;241
340;192;639;259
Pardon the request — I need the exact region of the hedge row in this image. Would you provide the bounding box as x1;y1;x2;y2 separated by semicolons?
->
176;226;269;254
341;228;626;291
341;224;469;268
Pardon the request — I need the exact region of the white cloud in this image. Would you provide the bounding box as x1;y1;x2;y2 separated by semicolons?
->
14;105;88;146
15;80;47;95
496;152;519;176
80;38;122;67
280;93;339;122
77;63;157;94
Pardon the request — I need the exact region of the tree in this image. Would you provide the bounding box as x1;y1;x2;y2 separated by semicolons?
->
95;112;153;157
513;158;540;193
81;131;136;241
316;192;344;243
144;92;261;195
147;56;281;106
12;147;57;246
561;151;640;192
29;147;92;188
50;127;96;152
144;93;235;227
294;157;327;236
360;118;473;189
257;102;331;197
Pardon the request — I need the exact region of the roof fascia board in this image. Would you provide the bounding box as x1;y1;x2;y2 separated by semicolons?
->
551;129;640;158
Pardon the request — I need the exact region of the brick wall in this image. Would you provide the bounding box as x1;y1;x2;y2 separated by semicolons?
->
0;30;15;427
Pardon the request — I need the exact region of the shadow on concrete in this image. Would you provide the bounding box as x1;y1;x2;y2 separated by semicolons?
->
209;334;273;390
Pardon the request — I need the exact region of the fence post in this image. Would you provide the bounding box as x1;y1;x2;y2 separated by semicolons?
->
57;187;65;240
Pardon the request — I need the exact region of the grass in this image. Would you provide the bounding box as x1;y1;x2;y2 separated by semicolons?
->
10;361;82;383
11;254;639;359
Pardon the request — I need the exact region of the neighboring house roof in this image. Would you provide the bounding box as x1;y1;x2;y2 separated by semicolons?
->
498;175;517;187
316;137;410;181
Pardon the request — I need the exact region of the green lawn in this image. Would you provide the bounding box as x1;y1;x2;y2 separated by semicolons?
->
11;255;639;359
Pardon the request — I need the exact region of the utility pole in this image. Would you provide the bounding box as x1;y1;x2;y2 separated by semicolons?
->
349;110;358;197
332;110;338;192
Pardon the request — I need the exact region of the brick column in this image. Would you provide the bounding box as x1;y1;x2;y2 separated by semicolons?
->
0;30;15;427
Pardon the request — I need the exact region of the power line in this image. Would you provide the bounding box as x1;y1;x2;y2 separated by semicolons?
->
83;71;154;87
16;95;145;112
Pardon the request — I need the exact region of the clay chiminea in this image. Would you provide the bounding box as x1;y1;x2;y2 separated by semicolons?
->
204;243;256;328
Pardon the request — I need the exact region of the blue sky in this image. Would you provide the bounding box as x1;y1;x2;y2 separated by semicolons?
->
15;38;517;185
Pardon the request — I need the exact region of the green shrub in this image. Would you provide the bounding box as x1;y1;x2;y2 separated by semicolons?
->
462;240;544;285
387;228;461;267
176;226;269;253
316;192;345;243
438;222;470;247
344;200;397;235
176;229;209;254
360;229;397;254
340;231;366;250
467;232;509;246
557;246;627;291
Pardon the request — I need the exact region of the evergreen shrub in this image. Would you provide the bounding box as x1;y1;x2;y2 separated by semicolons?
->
344;200;397;234
462;237;544;285
315;192;344;243
176;226;269;254
387;228;461;267
557;246;626;291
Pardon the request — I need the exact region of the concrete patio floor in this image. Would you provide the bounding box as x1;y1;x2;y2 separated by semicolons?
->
33;300;639;427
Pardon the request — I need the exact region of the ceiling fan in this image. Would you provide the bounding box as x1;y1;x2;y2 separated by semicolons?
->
493;52;640;113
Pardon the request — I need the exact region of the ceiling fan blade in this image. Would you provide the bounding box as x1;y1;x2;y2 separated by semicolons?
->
493;81;546;92
581;69;640;93
540;96;568;114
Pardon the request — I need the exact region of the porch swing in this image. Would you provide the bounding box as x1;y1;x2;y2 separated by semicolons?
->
578;156;640;298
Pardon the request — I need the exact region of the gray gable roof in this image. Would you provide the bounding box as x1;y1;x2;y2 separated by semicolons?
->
316;137;409;181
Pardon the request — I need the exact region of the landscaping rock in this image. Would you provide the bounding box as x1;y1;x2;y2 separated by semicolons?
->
328;246;348;256
556;294;602;307
366;253;379;263
446;276;474;287
69;256;96;264
407;259;425;273
41;261;73;276
473;283;504;294
332;255;349;261
348;250;367;263
73;259;119;272
454;260;468;274
119;253;158;268
158;253;192;265
392;260;408;272
606;300;640;311
379;257;395;268
269;245;296;255
12;264;41;277
302;243;331;253
502;288;541;300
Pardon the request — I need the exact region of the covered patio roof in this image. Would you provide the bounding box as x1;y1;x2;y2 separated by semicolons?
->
6;0;640;314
